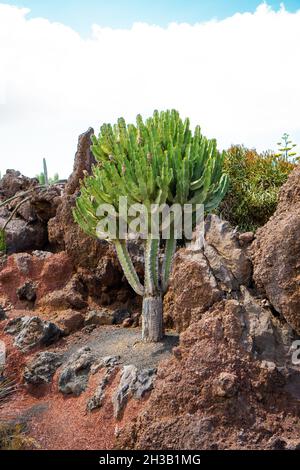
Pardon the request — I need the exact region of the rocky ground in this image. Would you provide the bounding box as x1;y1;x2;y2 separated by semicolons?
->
1;128;300;450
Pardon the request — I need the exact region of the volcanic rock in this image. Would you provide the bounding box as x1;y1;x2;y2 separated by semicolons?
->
17;281;37;302
117;300;300;450
252;165;300;334
5;316;62;352
0;170;37;199
23;352;63;385
113;366;156;419
58;347;95;396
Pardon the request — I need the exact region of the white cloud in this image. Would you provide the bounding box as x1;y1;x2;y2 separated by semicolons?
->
0;2;300;178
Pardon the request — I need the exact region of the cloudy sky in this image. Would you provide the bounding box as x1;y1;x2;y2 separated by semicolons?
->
0;1;300;178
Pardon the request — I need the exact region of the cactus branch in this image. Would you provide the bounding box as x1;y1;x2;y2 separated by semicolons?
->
161;234;177;294
114;239;145;296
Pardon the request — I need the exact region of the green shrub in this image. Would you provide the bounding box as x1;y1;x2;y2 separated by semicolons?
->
36;172;59;185
217;145;295;232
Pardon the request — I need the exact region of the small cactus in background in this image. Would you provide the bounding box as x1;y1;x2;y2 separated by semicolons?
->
275;133;299;163
43;158;49;186
36;159;59;185
73;110;228;342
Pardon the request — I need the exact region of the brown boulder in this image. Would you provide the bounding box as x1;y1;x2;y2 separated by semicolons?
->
55;310;85;335
118;300;300;450
31;186;62;222
0;170;38;199
252;165;300;334
164;215;253;332
164;249;222;331
0;217;48;254
204;215;252;287
37;274;87;311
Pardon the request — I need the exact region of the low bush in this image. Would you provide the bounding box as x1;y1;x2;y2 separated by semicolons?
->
217;145;296;231
0;423;31;450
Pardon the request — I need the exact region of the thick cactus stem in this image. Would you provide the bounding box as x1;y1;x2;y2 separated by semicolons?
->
144;237;160;295
142;295;163;342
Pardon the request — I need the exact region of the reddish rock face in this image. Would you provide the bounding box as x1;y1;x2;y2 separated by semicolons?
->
0;252;74;308
252;165;300;334
118;300;300;450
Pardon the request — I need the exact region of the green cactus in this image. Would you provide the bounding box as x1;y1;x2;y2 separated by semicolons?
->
43;158;49;186
73;110;228;342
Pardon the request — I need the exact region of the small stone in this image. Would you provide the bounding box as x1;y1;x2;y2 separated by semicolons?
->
113;366;156;419
112;309;131;325
213;372;238;398
132;368;156;399
0;306;7;321
57;310;84;335
102;355;121;368
172;347;182;360
17;281;37;302
260;361;276;371
84;310;113;327
31;251;52;259
122;318;133;328
90;356;120;375
113;365;137;419
238;232;254;246
268;437;287;450
82;324;96;334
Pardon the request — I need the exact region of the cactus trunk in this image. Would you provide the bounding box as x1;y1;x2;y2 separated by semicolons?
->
142;294;163;342
142;237;164;342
